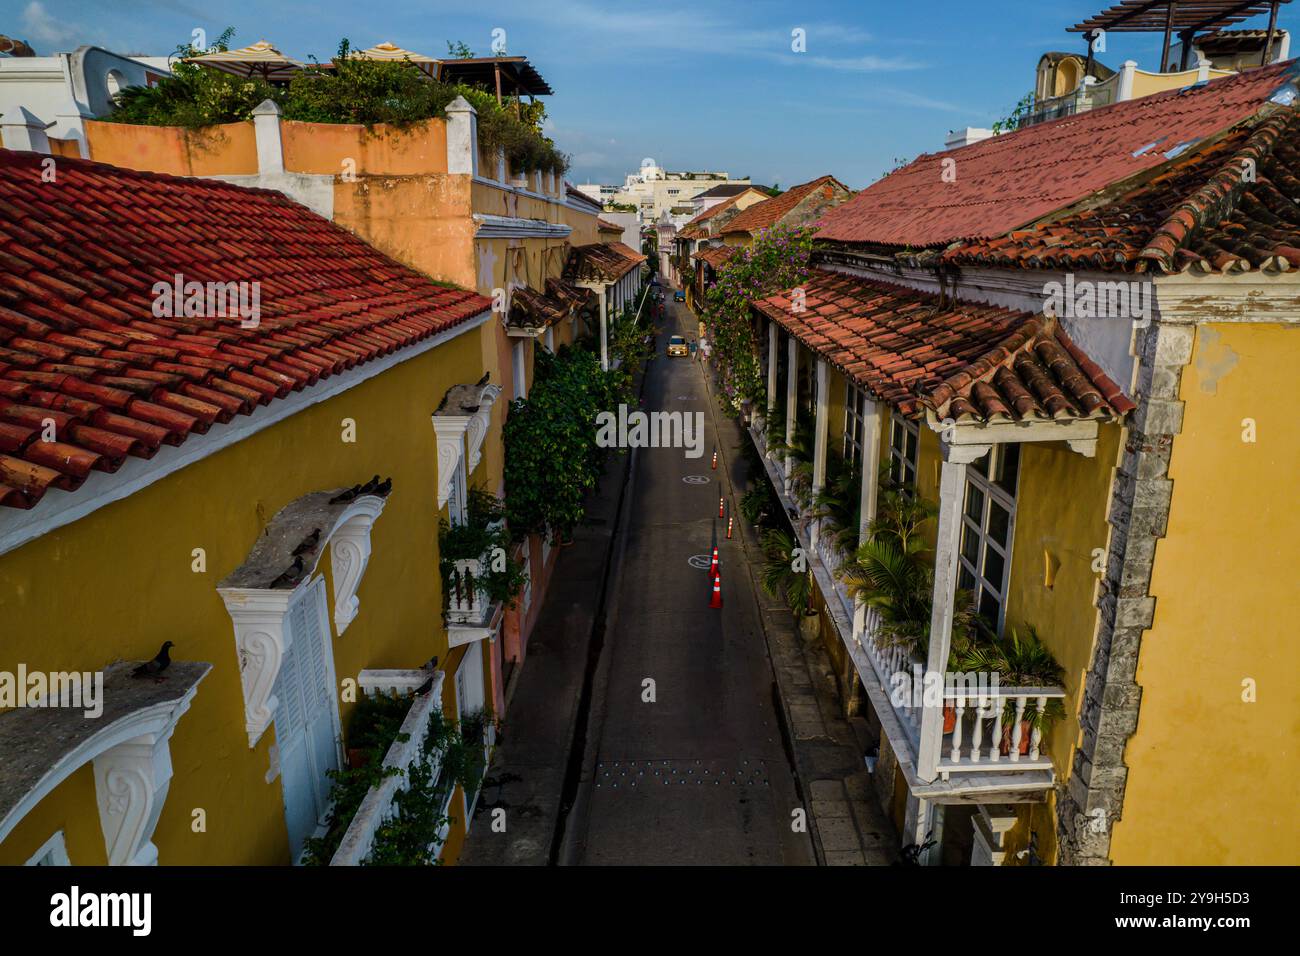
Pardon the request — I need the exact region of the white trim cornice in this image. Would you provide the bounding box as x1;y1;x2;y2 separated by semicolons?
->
474;213;571;239
1150;270;1300;323
0;311;490;559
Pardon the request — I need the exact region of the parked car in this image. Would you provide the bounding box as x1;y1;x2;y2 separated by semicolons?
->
667;335;689;357
673;290;686;302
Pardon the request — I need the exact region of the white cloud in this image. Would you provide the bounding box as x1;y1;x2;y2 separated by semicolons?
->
22;2;78;47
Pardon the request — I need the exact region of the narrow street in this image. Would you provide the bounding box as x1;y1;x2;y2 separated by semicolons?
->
559;294;813;865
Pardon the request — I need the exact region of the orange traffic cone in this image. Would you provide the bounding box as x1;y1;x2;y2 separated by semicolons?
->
711;449;718;470
726;516;734;540
708;546;719;578
718;496;725;518
709;568;722;608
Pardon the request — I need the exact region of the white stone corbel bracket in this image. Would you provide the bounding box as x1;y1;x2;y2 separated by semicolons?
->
329;495;387;633
433;380;502;504
432;416;469;509
218;493;389;746
465;384;502;471
217;588;296;749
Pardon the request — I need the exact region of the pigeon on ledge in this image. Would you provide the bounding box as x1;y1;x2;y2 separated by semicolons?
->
132;641;174;681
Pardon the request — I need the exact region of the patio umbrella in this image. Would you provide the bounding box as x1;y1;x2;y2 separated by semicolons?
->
186;40;306;82
352;42;439;76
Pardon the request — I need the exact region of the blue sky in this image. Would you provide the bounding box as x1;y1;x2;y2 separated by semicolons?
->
18;0;1300;188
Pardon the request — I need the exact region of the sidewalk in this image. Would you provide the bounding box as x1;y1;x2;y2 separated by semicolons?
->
699;356;900;866
459;433;634;866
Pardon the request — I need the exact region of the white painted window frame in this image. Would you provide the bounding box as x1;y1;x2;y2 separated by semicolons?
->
957;445;1020;634
843;383;865;463
25;830;70;866
889;416;920;492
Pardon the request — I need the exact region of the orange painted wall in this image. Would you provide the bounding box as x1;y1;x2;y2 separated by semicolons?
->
83;119;259;176
333;174;477;290
282;119;447;176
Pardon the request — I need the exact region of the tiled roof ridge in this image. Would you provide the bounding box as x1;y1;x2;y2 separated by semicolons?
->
1137;107;1297;272
815;59;1299;248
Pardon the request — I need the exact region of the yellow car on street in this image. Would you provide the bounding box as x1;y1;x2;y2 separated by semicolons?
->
667;335;689;357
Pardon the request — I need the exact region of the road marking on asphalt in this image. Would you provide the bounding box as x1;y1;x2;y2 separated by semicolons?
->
682;475;710;484
687;554;713;570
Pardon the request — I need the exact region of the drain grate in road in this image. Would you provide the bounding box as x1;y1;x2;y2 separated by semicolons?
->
593;757;772;790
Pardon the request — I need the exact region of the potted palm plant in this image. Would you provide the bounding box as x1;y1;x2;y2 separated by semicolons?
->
953;624;1065;755
759;527;819;640
839;478;978;733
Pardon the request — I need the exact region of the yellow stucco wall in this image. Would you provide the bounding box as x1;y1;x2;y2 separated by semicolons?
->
1000;425;1122;864
1109;322;1300;865
0;320;501;865
874;399;1121;864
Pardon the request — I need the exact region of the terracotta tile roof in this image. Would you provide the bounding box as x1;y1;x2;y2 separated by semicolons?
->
942;107;1300;273
562;242;646;283
544;277;596;313
692;244;739;269
816;60;1299;248
506;280;585;329
752;269;1133;423
677;189;766;239
721;175;848;237
595;217;623;232
0;149;490;510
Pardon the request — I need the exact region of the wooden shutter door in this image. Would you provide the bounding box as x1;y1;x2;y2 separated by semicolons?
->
274;600;315;860
300;579;340;822
274;579;341;861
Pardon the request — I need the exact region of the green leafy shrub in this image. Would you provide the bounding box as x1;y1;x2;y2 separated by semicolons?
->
107;29;278;128
503;346;623;542
439;489;527;609
104;33;569;173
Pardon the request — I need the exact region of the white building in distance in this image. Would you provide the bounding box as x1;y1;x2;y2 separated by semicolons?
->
576;158;750;226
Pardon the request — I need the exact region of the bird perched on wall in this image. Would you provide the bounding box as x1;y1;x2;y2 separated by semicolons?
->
270;555;305;589
133;641;174;681
292;528;322;556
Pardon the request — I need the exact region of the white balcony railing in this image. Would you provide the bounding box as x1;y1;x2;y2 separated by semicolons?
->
935;686;1067;780
330;669;447;866
447;519;505;628
748;421;1067;791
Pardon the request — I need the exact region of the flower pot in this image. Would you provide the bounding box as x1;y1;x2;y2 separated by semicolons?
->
942;704;957;734
798;611;820;643
999;720;1033;757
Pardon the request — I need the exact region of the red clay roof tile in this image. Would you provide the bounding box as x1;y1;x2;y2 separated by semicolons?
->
943;107;1300;273
0;148;490;510
752;269;1133;423
817;60;1299;248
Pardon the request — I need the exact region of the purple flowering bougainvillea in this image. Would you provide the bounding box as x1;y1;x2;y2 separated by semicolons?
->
700;224;813;411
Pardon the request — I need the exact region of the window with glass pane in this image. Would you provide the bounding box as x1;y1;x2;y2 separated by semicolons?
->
889;417;919;492
957;445;1018;631
843;384;864;462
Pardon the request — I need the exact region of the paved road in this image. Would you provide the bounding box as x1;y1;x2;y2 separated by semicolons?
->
562;294;814;865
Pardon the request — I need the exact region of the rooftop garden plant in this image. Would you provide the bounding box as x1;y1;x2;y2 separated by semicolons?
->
105;32;569;174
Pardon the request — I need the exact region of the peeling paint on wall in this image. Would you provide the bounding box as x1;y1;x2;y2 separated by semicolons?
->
1193;325;1238;393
